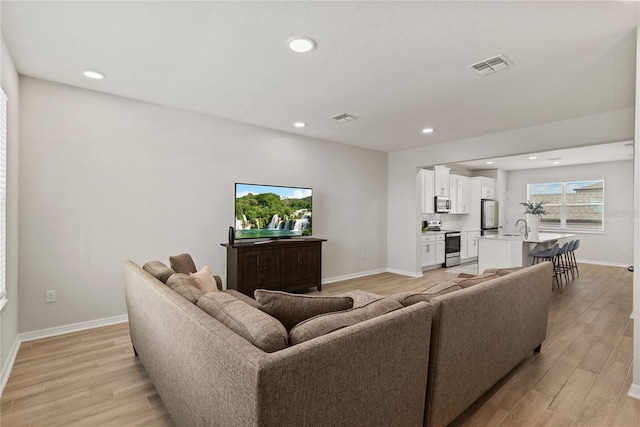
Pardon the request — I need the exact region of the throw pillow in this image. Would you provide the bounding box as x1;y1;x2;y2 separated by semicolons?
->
289;298;402;346
254;290;354;332
197;292;288;353
190;265;219;293
142;261;175;284
166;273;205;303
169;253;197;274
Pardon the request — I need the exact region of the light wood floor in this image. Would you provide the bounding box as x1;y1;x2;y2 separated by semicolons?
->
1;263;636;426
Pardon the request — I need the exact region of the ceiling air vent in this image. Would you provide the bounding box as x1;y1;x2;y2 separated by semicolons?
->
469;54;513;76
331;112;357;122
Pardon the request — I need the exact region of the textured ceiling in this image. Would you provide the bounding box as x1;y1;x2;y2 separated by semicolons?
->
2;1;638;153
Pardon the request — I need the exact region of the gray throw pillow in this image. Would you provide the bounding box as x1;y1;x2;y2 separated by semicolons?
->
169;253;197;274
255;290;354;332
289;298;402;346
198;292;288;353
166;273;205;303
142;261;175;284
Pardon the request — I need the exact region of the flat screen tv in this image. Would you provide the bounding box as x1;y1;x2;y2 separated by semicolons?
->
235;183;312;240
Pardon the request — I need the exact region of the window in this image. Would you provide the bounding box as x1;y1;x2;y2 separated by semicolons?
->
0;88;6;309
527;179;604;231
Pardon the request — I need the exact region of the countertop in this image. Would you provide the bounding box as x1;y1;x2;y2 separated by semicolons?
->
478;232;575;243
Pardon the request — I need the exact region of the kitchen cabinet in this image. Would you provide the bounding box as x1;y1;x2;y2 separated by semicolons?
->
421;235;436;267
480;177;496;199
421;233;445;268
467;231;481;259
420;169;435;214
434;166;450;197
436;240;445;265
460;232;468;259
450;174;471;214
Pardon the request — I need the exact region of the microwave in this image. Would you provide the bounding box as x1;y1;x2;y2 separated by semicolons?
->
435;196;451;213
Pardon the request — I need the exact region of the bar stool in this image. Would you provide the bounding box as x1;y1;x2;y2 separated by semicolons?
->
570;239;580;277
530;243;560;287
554;242;571;286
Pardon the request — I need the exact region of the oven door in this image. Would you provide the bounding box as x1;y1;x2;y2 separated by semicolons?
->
445;233;461;253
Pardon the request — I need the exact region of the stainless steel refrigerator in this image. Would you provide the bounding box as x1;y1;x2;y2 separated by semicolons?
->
481;199;499;235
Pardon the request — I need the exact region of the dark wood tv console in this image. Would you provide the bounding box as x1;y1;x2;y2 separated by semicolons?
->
221;238;326;297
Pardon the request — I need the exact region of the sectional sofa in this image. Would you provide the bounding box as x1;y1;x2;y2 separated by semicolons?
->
124;258;552;427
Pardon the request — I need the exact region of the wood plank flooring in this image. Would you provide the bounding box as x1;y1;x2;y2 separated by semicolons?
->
1;262;636;426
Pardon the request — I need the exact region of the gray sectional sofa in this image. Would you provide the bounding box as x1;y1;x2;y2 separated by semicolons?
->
124;259;552;427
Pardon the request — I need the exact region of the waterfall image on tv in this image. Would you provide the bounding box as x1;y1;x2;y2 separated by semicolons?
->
235;183;312;239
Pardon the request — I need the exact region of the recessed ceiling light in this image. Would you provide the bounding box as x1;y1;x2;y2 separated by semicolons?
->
288;37;315;53
486;161;494;165
552;161;561;165
422;128;434;134
83;70;105;80
528;156;537;160
293;122;306;128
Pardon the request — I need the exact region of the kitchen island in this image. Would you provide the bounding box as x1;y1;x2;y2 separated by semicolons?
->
477;233;575;274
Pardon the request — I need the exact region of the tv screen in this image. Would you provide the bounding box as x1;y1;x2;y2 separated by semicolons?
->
235;183;312;239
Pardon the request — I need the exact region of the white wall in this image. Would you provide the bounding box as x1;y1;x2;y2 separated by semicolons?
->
388;107;634;275
18;77;388;333
506;160;633;266
0;33;19;375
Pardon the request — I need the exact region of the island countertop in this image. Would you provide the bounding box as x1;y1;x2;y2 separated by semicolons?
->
478;232;575;244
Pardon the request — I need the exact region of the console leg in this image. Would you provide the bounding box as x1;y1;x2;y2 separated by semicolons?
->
534;344;542;353
317;284;322;292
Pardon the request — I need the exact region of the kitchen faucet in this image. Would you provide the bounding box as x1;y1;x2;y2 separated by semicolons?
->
515;219;528;239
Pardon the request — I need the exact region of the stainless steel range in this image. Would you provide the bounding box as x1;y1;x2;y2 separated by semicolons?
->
444;231;461;267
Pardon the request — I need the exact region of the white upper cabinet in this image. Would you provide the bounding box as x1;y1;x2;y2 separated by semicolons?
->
480;177;496;199
434;166;450;197
449;174;471;214
420;169;435;214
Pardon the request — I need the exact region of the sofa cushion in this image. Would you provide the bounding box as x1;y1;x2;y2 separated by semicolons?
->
197;292;288;353
482;267;525;276
453;273;500;289
170;253;197;274
142;261;175;283
255;290;354;332
166;273;205;303
190;265;219;293
224;290;258;308
289;298;402;345
391;281;462;306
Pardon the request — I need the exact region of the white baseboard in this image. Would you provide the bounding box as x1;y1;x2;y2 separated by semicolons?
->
576;259;631;268
19;314;129;343
322;268;387;284
628;383;640;400
0;335;21;397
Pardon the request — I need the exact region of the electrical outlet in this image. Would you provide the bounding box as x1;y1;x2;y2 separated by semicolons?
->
360;252;365;260
46;290;56;303
621;247;627;253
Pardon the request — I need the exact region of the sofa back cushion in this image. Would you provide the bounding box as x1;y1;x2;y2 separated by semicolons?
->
482;267;525;276
166;273;205;303
452;273;499;289
142;261;175;284
391;281;461;306
197;292;288;353
255;290;354;332
170;253;197;274
289;298;402;345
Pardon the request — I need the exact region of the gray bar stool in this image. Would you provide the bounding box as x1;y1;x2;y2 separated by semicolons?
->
530;243;560;287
